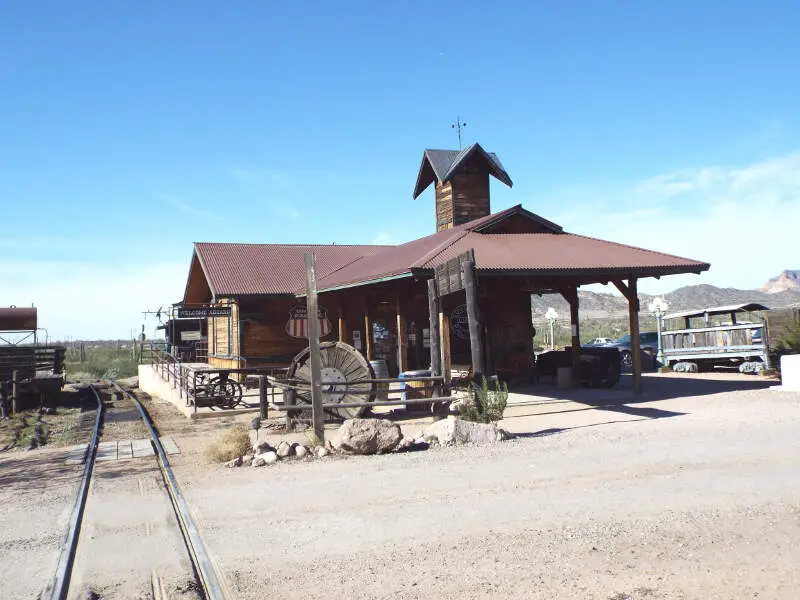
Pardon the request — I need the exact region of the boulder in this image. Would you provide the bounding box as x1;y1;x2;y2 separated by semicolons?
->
316;446;329;458
276;440;294;459
242;453;254;463
261;451;279;465
294;444;309;458
253;441;275;455
334;418;403;455
251;456;266;467
424;416;509;446
224;456;243;468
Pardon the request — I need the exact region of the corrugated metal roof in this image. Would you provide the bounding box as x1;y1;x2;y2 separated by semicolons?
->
413;143;513;198
194;243;386;297
314;229;710;292
663;303;770;321
421;233;710;273
188;206;710;298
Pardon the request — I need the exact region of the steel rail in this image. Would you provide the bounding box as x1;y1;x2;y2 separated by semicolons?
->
44;383;104;600
108;380;228;600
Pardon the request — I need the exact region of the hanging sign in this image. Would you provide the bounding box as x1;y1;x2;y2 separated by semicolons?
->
433;249;475;296
352;330;362;350
177;306;231;319
451;304;470;340
286;305;332;338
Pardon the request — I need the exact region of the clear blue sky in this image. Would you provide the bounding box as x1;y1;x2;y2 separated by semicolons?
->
2;1;799;339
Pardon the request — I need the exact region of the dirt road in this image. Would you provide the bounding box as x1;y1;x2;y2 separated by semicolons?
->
174;374;800;600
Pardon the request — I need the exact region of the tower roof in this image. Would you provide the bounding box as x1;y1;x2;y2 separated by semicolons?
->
412;142;513;199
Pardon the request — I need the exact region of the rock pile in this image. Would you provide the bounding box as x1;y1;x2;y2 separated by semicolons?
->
223;416;511;467
224;440;319;468
422;415;510;446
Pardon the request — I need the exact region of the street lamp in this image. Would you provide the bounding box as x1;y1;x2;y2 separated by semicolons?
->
545;307;559;351
648;297;669;367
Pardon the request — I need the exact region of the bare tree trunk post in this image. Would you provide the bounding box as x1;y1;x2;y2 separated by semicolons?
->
427;279;441;395
462;260;484;408
12;370;19;416
304;253;325;445
258;375;268;420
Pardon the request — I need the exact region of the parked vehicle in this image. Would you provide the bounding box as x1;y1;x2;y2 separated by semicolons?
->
605;332;658;366
584;337;613;347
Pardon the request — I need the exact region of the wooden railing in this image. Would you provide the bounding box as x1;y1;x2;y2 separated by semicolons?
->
141;342;286;413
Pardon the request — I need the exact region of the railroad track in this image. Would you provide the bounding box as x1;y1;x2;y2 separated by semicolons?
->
42;381;228;600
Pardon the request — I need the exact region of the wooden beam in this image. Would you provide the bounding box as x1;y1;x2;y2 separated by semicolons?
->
559;286;581;382
337;296;348;344
462;260;484;379
395;296;408;374
364;301;374;361
440;310;452;384
427;279;441;377
304;253;325;443
627;278;642;395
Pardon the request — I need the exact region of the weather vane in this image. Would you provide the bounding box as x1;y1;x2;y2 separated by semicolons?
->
451;116;467;149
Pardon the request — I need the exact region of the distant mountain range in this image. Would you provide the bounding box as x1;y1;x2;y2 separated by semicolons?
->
531;271;800;319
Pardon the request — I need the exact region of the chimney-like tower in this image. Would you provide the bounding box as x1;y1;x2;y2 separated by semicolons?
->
413;143;513;232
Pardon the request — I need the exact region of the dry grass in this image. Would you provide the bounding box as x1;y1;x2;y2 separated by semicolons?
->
205;424;251;463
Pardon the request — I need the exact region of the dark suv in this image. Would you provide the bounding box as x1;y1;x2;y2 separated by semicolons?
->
607;332;658;366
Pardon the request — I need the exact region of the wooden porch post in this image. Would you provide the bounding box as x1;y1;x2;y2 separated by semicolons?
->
396;295;408;374
614;278;642;395
337;295;348;344
427;279;441;377
364;312;374;361
462;260;484;380
440;311;452;384
559;286;581;383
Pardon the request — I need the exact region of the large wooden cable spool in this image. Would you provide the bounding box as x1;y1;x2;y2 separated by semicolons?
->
287;341;376;419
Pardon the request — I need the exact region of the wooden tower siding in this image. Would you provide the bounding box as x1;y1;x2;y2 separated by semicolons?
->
435;181;454;231
435;153;492;231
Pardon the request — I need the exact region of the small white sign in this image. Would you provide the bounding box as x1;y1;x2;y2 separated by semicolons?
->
352;330;362;350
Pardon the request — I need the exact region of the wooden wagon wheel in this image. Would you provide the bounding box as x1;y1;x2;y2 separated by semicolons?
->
207;376;243;408
287;341;376;420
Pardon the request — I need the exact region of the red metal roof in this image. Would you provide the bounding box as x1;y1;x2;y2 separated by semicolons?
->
193;243;386;297
312;229;708;291
186;206;710;299
421;232;709;274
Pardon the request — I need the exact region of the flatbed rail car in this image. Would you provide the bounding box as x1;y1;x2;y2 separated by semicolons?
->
660;303;769;371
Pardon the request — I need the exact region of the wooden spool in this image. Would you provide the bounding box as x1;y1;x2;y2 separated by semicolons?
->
287;341;376;420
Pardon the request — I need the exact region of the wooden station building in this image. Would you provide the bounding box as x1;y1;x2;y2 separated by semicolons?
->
182;143;709;391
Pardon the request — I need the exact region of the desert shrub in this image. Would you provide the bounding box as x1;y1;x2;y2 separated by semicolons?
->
206;424;251;463
776;318;800;354
458;376;508;425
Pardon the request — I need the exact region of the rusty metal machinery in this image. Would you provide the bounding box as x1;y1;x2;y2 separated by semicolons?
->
287;341;376;419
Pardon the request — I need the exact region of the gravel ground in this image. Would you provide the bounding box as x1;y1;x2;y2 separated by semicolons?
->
171;373;800;600
0;446;84;599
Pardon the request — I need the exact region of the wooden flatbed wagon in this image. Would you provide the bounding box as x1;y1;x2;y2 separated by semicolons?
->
0;307;66;412
660;303;770;372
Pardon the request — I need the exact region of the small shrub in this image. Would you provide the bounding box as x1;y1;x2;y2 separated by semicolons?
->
776;318;800;354
459;376;508;425
206;424;251;463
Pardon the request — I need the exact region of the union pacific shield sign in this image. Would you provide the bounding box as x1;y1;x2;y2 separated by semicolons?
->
285;305;332;338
